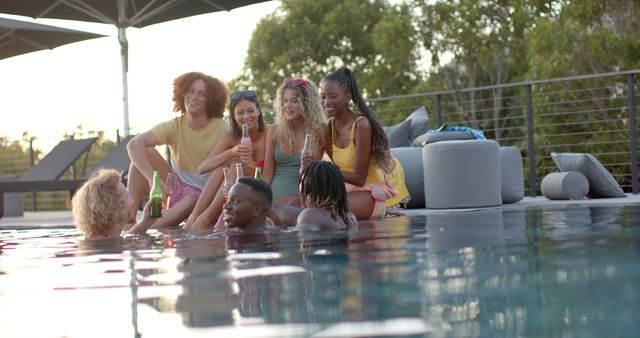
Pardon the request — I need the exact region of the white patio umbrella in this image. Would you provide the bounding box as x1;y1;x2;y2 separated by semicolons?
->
0;16;105;60
0;0;271;136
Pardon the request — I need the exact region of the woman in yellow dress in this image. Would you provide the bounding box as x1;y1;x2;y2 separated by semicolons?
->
320;67;409;220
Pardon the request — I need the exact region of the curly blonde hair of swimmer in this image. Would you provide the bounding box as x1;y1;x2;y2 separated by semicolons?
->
273;78;326;155
72;169;127;237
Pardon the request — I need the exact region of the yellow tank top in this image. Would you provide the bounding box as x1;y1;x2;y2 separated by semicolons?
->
330;116;410;207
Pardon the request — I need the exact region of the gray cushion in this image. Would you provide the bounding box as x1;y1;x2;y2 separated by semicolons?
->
411;132;428;147
541;171;589;200
390;147;424;208
500;146;524;203
423;139;502;209
550;152;625;198
405;106;430;141
385;117;413;148
419;130;475;146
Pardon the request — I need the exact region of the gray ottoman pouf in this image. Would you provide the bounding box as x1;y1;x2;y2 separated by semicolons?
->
500;146;524;203
390;147;424;208
541;171;589;200
423;139;501;209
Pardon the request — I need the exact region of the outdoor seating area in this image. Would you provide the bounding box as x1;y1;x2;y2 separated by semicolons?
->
387;113;629;212
392;136;525;210
385;105;526;210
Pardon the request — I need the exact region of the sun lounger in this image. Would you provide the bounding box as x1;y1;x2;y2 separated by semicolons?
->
0;135;137;218
0;137;97;218
81;135;134;180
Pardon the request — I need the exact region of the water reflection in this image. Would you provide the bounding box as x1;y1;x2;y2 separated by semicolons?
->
344;216;420;322
1;205;640;337
419;209;512;336
503;209;526;245
525;205;640;337
426;209;505;252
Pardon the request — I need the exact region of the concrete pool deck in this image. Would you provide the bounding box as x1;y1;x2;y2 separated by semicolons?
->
1;194;639;229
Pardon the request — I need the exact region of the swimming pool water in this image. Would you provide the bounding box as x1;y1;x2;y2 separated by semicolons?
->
1;205;639;337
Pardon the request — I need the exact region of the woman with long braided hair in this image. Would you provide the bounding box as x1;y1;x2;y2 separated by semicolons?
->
321;67;409;219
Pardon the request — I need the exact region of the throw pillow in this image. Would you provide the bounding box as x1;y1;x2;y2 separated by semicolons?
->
420;129;475;146
385;118;413;148
412;132;429;147
541;171;590;200
405;106;430;141
550;152;625;198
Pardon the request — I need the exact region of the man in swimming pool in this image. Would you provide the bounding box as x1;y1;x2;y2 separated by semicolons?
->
222;177;272;233
71;168;157;239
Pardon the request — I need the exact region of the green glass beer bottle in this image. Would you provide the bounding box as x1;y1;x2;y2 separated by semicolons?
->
254;166;262;180
149;171;163;217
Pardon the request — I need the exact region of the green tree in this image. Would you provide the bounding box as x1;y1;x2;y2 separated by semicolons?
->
0;135;33;176
525;0;640;187
232;0;422;124
526;0;640;79
413;0;556;139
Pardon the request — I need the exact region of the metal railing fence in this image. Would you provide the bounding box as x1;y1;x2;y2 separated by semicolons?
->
369;69;639;196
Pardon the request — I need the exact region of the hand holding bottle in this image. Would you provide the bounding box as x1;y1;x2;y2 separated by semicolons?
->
299;133;313;174
240;123;254;163
233;143;253;163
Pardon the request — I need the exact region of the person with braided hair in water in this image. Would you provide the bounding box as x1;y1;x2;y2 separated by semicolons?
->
319;67;409;220
271;160;357;231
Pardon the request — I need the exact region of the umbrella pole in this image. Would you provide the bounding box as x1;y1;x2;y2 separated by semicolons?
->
118;0;130;137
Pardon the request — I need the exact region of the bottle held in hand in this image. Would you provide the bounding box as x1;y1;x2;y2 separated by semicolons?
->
254;166;262;180
235;162;244;182
222;166;234;197
299;133;313;174
149;171;163;217
240;123;253;163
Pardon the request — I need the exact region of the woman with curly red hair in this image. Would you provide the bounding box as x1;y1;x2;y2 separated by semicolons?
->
126;71;229;227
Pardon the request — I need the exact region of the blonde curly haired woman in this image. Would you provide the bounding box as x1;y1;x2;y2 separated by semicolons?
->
72;169;155;239
262;77;327;204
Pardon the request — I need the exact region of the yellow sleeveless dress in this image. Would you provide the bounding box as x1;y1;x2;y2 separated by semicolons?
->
330;116;410;218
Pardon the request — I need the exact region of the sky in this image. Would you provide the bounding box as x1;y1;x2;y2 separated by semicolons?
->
0;1;281;149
